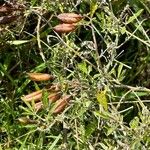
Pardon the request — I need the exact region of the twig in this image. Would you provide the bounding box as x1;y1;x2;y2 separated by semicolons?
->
37;15;46;62
108;100;150;104
113;83;150;93
91;24;103;72
75;119;80;150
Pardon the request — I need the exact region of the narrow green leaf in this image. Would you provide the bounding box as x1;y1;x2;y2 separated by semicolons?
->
129;117;139;129
121;26;126;35
94;111;109;120
85;119;97;139
8;40;30;45
127;9;144;24
90;0;98;17
117;63;123;79
0;144;2;150
48;134;61;150
78;61;88;74
106;126;118;136
96;90;108;110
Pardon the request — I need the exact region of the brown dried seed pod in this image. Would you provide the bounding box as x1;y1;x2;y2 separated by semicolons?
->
48;92;62;103
27;73;54;81
22;90;42;100
22;90;43;102
21;85;62;102
53;95;71;114
57;13;83;23
53;23;76;33
0;15;18;24
34;92;62;111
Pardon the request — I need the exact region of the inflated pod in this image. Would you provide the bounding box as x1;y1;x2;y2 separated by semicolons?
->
53;23;76;33
57;13;83;23
34;92;62;111
27;73;54;81
53;95;71;114
22;90;43;102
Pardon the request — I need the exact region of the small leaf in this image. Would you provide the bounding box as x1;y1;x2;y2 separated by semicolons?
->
8;40;30;45
94;111;109;120
127;9;143;24
129;117;139;129
78;61;88;74
96;90;108;110
106;126;118;136
42;89;49;108
121;26;126;35
117;63;123;79
84;119;97;139
90;0;98;17
99;143;108;150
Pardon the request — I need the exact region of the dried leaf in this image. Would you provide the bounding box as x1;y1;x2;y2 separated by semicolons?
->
53;23;76;33
0;3;25;13
57;13;83;23
0;5;14;13
0;15;18;24
34;101;43;111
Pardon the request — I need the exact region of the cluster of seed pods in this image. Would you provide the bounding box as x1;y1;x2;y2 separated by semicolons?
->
21;73;71;114
53;13;83;33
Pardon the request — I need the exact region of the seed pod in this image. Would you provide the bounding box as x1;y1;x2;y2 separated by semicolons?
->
57;13;83;23
27;73;54;81
48;92;62;103
22;90;43;102
22;90;42;100
0;15;18;24
34;92;62;111
53;23;76;33
53;95;71;114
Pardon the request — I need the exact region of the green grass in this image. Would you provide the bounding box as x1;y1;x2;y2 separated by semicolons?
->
0;0;150;149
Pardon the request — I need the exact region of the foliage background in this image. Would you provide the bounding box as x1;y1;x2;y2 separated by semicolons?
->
0;0;150;149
